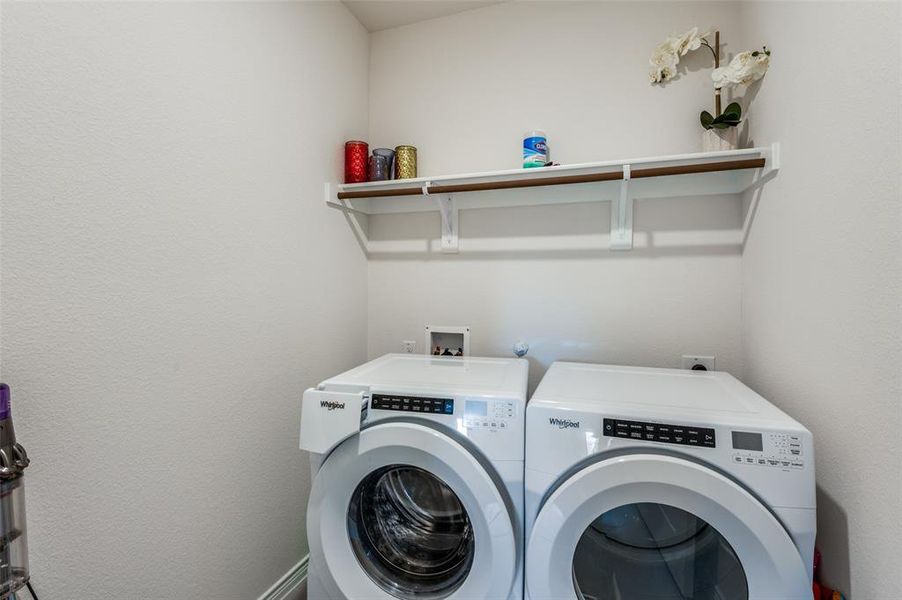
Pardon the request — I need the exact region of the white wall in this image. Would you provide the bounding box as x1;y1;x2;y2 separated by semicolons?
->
738;2;902;597
0;2;368;598
367;1;746;388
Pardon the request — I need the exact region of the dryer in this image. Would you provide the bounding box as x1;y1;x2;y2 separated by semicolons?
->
300;354;528;600
525;362;815;600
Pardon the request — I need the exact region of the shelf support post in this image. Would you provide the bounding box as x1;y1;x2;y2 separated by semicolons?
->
611;164;633;250
435;193;459;253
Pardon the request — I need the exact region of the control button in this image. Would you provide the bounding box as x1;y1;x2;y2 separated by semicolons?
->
790;449;801;455
744;457;755;464
757;458;767;466
791;462;804;469
733;455;743;463
767;459;779;466
500;422;507;429
780;460;791;467
604;420;714;449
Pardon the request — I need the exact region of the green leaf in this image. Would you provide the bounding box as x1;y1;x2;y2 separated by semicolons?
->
711;115;740;126
700;111;714;130
722;102;742;119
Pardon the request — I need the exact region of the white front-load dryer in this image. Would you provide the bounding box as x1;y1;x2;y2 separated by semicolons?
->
300;354;528;600
525;362;816;600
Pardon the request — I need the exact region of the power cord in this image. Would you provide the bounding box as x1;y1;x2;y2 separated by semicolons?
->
25;581;39;600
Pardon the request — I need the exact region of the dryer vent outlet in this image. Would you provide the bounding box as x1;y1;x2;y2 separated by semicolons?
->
682;355;715;371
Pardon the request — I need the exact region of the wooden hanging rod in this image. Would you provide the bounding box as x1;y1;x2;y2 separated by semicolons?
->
335;157;765;200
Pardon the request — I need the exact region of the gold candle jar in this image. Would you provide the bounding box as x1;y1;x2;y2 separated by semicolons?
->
394;145;417;179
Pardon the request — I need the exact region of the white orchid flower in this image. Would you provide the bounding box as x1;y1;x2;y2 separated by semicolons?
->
675;27;712;56
648;39;679;83
712;49;771;88
648;27;714;83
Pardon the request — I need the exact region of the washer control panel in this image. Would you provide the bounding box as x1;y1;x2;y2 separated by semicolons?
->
371;394;454;415
603;418;716;448
731;431;805;470
464;399;515;431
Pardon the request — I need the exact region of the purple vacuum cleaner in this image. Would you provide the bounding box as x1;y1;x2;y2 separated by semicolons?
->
0;384;34;600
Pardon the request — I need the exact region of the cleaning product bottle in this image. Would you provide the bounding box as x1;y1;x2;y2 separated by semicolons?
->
523;130;547;168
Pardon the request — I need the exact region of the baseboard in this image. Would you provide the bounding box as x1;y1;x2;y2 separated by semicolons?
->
257;555;308;600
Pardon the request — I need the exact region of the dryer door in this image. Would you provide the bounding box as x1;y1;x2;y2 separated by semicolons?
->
526;454;811;600
307;422;518;599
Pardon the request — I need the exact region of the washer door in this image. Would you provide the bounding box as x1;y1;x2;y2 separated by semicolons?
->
307;422;517;599
526;454;811;600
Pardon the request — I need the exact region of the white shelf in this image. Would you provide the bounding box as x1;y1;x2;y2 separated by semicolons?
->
326;144;779;253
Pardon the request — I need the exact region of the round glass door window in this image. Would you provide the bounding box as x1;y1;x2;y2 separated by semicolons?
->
573;503;748;600
348;465;475;599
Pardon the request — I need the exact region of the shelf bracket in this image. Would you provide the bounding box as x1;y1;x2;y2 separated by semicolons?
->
325;182;370;255
610;164;633;250
435;193;459;253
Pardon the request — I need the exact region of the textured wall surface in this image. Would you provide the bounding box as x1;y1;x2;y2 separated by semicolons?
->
367;1;746;388
0;2;368;597
739;2;902;597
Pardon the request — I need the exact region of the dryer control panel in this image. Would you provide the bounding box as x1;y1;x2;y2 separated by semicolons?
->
731;430;805;470
464;399;516;430
603;418;716;448
371;394;454;415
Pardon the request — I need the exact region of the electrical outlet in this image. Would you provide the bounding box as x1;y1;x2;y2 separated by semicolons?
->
401;340;417;354
682;355;715;371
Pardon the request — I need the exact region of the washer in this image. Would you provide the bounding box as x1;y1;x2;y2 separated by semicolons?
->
300;354;528;600
525;362;815;600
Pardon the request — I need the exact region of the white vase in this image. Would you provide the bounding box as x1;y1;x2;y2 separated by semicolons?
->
701;127;739;152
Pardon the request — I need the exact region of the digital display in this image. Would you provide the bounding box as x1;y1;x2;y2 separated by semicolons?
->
732;431;763;451
465;401;487;417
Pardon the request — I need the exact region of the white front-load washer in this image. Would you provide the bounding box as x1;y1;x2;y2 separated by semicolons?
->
300;354;528;600
525;362;816;600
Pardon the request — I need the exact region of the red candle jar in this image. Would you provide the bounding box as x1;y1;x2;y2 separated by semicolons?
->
344;140;369;183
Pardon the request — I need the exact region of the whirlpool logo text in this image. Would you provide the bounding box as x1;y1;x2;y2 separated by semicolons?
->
549;417;580;430
320;400;346;411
